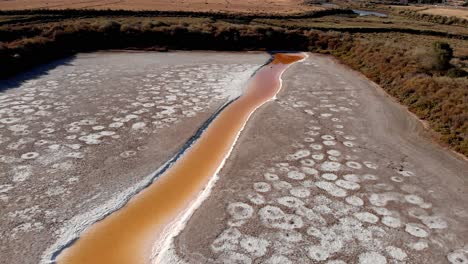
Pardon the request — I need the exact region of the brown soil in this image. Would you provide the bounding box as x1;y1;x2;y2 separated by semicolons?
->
0;0;323;13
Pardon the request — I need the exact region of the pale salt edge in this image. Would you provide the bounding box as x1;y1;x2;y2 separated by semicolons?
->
155;53;308;263
39;61;261;264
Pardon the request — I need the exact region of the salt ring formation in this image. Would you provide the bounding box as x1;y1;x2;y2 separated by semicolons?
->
0;52;467;264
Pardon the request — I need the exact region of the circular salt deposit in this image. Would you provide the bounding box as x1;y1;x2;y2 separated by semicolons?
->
227;202;254;220
307;246;329;261
290;187;311;198
327;150;341;157
300;159;315;167
381;216;401;228
320;162;341;172
264;173;279;181
315;181;347;197
405;223;429;238
247;193;265;205
386;246;407;261
302;167;318;176
335;180;360;190
354;212;379;224
253;182;271;193
346;196;364;206
321;173;338;181
346;161;362;170
21;152;39;160
358;252;387;264
287;171;306;180
240;236;269;257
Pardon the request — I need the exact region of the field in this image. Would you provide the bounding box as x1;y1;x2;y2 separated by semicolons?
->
1;3;468;264
420;7;468;20
0;0;322;13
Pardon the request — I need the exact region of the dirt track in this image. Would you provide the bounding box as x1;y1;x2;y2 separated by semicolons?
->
0;0;321;13
167;53;468;263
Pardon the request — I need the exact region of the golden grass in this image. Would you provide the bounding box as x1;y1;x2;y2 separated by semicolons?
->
420;7;468;20
0;0;324;14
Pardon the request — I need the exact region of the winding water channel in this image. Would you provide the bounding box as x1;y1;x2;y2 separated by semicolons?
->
56;53;306;264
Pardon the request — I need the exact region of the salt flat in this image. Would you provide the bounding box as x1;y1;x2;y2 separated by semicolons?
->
0;51;268;264
168;54;468;264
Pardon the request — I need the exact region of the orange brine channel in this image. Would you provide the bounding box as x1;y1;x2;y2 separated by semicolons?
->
57;52;306;264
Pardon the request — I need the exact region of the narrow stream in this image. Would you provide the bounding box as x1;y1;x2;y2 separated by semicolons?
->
56;52;306;264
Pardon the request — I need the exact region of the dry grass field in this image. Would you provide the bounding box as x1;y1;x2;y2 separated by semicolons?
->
390;5;468;20
420;7;468;20
0;0;323;13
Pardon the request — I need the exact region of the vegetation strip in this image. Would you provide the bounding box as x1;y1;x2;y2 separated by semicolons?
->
1;10;466;156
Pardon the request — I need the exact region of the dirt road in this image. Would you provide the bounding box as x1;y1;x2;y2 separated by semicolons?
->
166;53;468;263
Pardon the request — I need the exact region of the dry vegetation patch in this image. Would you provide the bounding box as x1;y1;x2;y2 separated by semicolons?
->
419;7;468;20
0;0;323;14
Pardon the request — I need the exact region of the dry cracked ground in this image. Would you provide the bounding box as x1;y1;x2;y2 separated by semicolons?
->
0;52;467;264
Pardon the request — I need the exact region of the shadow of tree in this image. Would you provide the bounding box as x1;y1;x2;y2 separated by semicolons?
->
0;55;76;92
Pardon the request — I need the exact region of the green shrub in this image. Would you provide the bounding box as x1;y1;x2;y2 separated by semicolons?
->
432;41;453;71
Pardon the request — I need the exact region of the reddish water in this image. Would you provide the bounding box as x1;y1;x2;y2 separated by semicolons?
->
57;53;305;264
